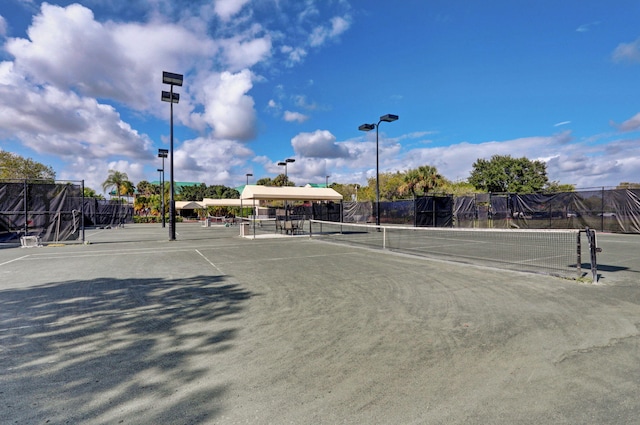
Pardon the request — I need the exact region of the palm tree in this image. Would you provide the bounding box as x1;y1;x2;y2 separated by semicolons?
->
121;180;135;204
102;170;129;202
416;165;445;194
399;165;444;197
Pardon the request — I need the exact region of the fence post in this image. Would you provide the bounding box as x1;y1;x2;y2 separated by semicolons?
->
577;230;582;279
23;179;28;236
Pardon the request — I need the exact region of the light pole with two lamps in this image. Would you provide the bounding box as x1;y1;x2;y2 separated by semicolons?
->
161;71;183;241
358;114;399;227
277;158;295;184
157;148;168;228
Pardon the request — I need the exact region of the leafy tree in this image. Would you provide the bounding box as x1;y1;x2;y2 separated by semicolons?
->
273;173;294;187
544;181;575;193
209;185;240;198
121;180;135;201
468;155;548;193
102;170;131;201
177;183;207;201
178;184;240;200
0;151;55;180
136;180;156;196
331;183;362;201
617;182;640;189
256;177;273;186
399;165;446;197
357;172;405;202
83;187;105;199
439;180;482;196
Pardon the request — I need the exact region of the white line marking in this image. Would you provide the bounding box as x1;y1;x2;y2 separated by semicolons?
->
0;255;30;267
195;249;225;274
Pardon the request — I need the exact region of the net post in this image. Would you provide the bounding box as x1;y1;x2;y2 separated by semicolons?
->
586;227;600;283
383;226;386;250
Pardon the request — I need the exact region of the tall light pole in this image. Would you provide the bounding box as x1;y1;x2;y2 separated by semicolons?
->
161;71;183;241
246;173;253;186
326;175;330;188
359;114;399;227
277;158;295;184
157;148;168;228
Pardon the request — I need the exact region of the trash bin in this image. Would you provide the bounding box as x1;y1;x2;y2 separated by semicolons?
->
240;222;249;237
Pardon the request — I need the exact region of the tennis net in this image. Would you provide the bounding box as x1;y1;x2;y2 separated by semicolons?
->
308;220;589;279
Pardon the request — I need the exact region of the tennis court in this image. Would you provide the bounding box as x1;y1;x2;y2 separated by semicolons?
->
1;223;639;424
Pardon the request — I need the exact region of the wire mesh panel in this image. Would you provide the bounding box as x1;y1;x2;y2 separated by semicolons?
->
309;219;582;279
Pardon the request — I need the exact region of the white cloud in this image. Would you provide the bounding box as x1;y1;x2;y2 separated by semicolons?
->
0;15;7;37
339;129;640;189
214;0;250;22
172;136;255;185
576;21;599;33
615;112;640;132
309;15;351;47
6;3;214;111
612;38;640;63
292;130;350;158
219;31;272;71
198;69;257;141
283;110;309;123
281;45;307;66
0;82;151;159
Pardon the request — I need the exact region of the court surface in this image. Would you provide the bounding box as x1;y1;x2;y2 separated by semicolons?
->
1;223;639;424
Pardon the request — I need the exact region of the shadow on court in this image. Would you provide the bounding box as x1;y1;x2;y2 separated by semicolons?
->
0;274;253;424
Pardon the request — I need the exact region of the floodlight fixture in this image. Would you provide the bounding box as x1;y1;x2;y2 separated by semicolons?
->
358;123;375;131
380;114;399;122
277;162;286;166
358;113;399;227
162;71;183;86
158;149;168;158
161;91;180;103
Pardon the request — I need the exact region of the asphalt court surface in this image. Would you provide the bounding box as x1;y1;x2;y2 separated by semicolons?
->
1;223;639;424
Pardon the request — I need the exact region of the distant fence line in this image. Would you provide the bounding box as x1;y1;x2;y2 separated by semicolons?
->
2;181;638;243
306;188;640;234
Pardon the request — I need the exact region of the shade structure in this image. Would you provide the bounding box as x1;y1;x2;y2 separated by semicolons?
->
241;185;343;201
201;198;244;207
174;201;205;210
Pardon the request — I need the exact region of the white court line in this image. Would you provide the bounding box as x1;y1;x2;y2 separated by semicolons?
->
20;248;200;261
0;255;30;267
195;249;225;274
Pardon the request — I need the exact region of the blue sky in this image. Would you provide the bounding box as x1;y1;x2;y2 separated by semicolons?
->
1;0;639;194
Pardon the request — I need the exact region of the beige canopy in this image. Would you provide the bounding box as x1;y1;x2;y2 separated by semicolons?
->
201;198;244;207
175;201;205;210
240;185;343;201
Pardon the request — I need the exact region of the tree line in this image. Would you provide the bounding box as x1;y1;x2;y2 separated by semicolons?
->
3;151;640;214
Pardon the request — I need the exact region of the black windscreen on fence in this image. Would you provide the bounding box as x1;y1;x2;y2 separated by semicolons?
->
0;179;133;243
0;180;84;243
328;189;639;234
450;189;640;233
